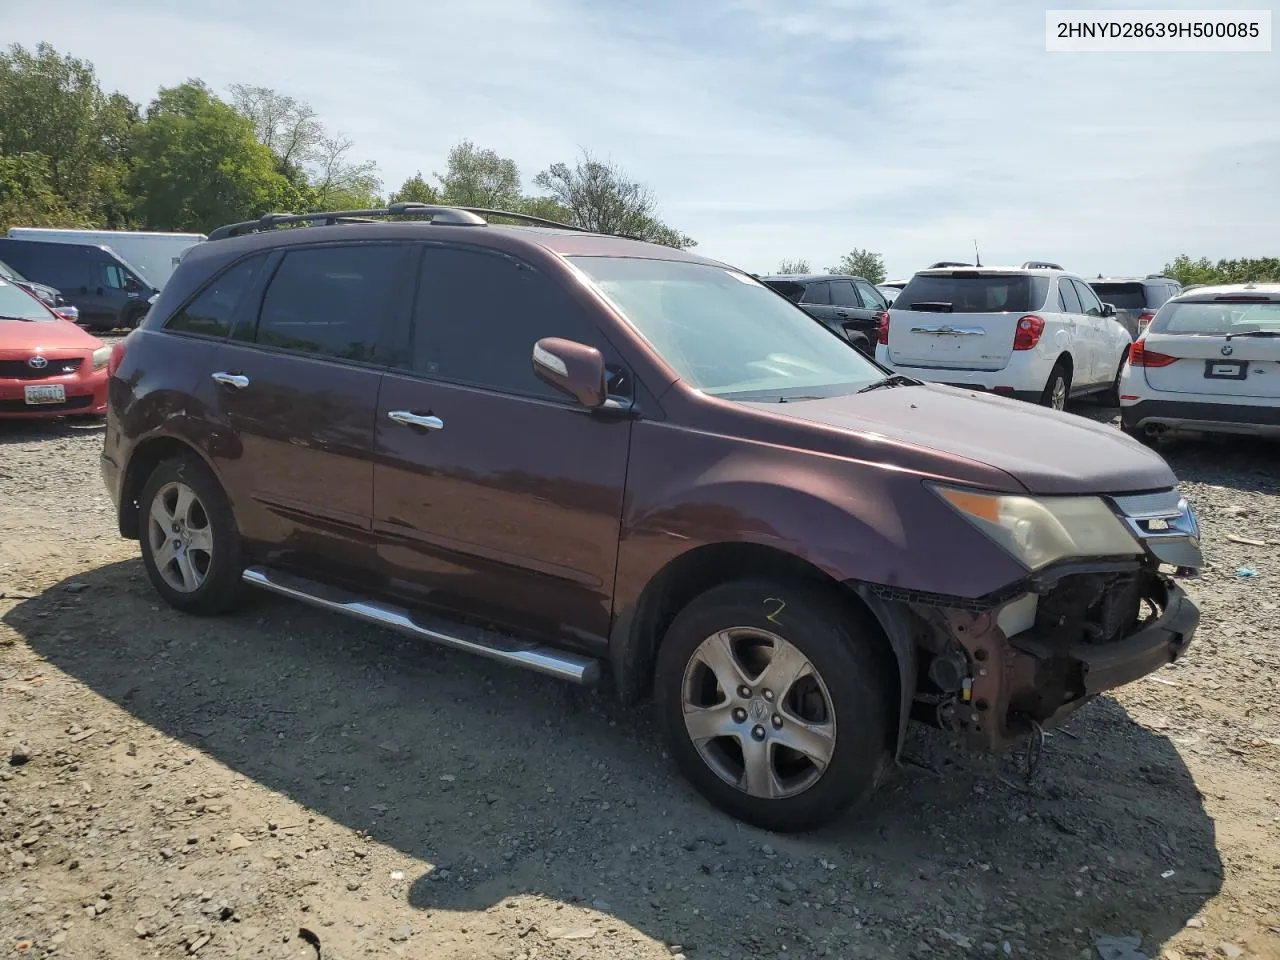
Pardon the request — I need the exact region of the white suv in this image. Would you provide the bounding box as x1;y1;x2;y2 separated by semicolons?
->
1119;282;1280;441
874;264;1133;410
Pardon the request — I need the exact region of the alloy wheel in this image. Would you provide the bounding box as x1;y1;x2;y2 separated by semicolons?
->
681;627;837;799
1051;375;1067;411
147;481;214;593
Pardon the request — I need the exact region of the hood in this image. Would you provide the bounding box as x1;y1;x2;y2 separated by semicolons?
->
744;383;1176;495
0;318;103;353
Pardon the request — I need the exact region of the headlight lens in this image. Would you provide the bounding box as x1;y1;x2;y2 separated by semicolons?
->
92;346;111;370
930;483;1140;571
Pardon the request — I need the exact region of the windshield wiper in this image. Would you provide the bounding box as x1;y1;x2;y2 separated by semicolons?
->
1225;330;1280;339
0;314;39;322
857;374;921;394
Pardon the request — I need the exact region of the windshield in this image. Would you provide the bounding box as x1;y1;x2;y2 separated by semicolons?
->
0;279;55;321
1089;282;1148;310
1152;299;1280;335
568;257;883;400
894;272;1050;313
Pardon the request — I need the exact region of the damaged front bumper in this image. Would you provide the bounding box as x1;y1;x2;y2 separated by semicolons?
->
925;570;1198;750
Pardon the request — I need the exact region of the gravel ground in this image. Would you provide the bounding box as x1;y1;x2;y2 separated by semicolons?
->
2;367;1279;960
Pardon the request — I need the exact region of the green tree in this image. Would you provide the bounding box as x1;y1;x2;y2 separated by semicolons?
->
828;248;885;283
1163;254;1280;286
531;151;693;248
308;133;380;210
127;81;296;231
0;42;137;225
388;171;440;205
777;258;810;274
0;153;85;231
436;140;522;208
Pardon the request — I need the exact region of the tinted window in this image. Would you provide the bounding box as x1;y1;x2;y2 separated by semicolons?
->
763;279;805;303
855;280;887;310
800;282;830;305
0;259;27;282
412;246;608;398
255;244;408;363
1073;279;1103;316
1057;278;1082;314
166;254;268;338
1088;282;1146;310
895;273;1049;313
829;281;859;307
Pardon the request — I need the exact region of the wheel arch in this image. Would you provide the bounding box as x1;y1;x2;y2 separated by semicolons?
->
118;435;221;540
609;540;915;756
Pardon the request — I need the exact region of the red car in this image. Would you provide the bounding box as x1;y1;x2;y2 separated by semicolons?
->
0;278;109;419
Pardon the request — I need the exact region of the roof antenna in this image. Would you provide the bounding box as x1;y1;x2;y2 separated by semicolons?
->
973;239;982;267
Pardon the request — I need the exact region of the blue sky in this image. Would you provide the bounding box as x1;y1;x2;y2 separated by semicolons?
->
8;0;1277;277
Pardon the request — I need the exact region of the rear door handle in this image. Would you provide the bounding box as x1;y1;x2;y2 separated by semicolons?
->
387;410;444;431
212;372;250;389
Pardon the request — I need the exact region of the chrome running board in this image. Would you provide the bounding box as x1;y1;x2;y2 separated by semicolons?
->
241;565;601;685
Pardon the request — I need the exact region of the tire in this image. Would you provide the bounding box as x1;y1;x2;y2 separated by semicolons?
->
137;454;245;615
1039;360;1071;411
1102;358;1125;407
654;579;893;832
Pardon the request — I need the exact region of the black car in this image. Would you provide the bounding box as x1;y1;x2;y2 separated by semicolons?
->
0;239;157;331
758;273;889;354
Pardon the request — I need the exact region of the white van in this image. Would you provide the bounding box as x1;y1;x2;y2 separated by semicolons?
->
5;228;206;290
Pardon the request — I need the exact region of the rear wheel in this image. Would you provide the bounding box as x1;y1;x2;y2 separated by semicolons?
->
654;579;892;832
1039;360;1071;411
1102;357;1125;406
138;455;245;615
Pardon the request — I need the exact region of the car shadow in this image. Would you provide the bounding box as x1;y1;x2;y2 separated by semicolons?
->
6;560;1224;959
0;416;105;446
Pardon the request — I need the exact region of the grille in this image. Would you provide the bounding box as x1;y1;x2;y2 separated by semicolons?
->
0;358;83;381
0;394;94;413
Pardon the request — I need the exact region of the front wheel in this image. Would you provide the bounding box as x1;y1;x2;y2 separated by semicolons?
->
654;580;893;832
138;455;245;615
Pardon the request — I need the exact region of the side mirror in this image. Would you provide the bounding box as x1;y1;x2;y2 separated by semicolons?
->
1101;302;1116;317
532;337;607;408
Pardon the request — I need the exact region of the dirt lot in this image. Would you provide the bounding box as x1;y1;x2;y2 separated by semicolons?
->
2;363;1279;960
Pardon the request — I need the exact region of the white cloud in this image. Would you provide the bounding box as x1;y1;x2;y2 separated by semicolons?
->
6;0;1277;277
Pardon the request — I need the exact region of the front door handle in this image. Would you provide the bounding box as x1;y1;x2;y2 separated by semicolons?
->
387;410;444;431
212;372;250;389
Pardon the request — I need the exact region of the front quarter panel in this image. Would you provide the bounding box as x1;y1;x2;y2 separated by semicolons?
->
614;419;1029;612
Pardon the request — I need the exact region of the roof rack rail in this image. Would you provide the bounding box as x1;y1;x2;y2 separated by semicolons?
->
1021;260;1064;270
1146;273;1173;280
207;202;604;242
207;203;490;241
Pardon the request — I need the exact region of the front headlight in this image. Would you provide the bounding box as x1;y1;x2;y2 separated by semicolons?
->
930;483;1141;571
92;346;111;370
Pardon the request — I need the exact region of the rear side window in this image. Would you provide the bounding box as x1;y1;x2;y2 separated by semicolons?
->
895;273;1049;313
829;281;859;307
411;246;607;399
763;280;804;303
254;244;409;363
166;254;268;338
1057;279;1082;314
1089;282;1145;310
800;282;830;305
1152;300;1280;335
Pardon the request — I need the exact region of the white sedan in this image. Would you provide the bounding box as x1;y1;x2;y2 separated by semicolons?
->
1119;282;1280;441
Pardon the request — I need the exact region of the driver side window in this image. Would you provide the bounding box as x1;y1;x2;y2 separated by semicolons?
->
103;264;127;290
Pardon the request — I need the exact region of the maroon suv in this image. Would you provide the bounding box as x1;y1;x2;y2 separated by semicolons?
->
101;204;1203;831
